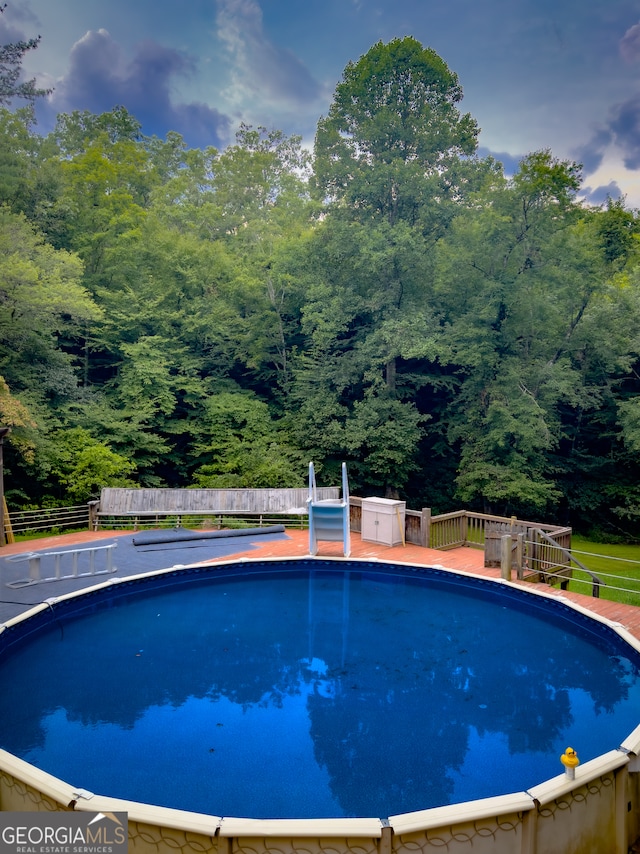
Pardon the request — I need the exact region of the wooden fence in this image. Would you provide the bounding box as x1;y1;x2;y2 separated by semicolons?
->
89;487;339;530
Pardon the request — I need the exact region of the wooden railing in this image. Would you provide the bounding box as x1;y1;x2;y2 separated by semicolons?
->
348;503;585;591
425;509;570;552
527;529;603;596
349;504;570;553
349;498;430;547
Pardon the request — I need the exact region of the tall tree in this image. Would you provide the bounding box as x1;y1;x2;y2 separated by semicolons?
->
433;152;640;522
0;204;100;396
313;36;479;224
293;39;484;494
162;125;314;402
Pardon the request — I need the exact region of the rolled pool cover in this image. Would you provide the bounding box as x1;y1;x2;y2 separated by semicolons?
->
132;525;286;547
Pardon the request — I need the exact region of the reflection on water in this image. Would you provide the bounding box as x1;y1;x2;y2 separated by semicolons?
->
1;566;639;819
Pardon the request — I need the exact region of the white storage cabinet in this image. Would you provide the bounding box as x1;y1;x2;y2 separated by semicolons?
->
361;497;406;546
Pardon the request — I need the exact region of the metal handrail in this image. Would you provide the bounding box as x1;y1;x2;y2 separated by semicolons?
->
528;529;604;597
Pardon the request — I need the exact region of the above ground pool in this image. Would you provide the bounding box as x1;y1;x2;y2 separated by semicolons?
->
1;558;639;820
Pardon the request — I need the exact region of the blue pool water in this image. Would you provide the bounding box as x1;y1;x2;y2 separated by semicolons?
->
1;559;639;820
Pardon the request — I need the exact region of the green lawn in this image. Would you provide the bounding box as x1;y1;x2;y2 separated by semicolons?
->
566;535;640;606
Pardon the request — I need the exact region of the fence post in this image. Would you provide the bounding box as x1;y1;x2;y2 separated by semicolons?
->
501;535;512;580
88;501;98;531
514;533;524;579
421;508;431;548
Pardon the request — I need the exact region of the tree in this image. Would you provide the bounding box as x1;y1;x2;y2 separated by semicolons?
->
433;152;640;522
48;427;136;502
0;374;37;491
0;107;38;209
52;107;143;156
153;125;314;402
190;392;305;488
0;4;52;105
0;205;101;398
313;37;479;223
291;39;483;495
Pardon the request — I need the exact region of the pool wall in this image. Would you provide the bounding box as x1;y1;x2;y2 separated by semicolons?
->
1;557;640;854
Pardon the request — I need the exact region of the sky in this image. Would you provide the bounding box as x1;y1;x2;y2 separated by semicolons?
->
3;0;640;206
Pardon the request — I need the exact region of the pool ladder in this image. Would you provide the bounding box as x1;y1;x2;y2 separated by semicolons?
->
307;462;350;557
4;543;118;589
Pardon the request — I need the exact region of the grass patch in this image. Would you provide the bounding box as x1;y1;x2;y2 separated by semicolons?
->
566;535;640;606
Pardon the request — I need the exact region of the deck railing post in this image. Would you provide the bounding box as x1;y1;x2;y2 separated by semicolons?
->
88;500;99;531
421;508;431;548
501;535;512;580
515;533;524;578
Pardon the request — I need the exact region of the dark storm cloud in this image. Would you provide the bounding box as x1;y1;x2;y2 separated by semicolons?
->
38;28;231;148
581;181;623;205
567;21;640;182
609;93;640;170
573;128;613;174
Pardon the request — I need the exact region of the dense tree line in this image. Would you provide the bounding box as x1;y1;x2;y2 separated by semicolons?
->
2;36;640;538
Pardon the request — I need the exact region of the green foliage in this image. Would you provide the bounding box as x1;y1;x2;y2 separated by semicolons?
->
2;37;640;539
48;427;137;501
52;107;143;155
0;374;36;465
0;35;52;105
0;107;38;209
192;392;305;488
0;204;100;411
314;36;478;221
429;150;640;520
343;391;426;492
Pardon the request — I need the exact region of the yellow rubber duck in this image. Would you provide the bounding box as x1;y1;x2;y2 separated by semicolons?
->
560;747;579;777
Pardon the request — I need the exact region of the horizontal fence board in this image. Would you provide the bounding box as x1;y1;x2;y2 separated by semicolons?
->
97;487;339;516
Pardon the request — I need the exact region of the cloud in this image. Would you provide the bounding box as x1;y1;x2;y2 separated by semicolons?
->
36;28;230;148
477;147;522;177
572;128;613;174
0;2;39;42
572;93;640;177
609;93;640;170
620;22;640;63
580;181;623;206
215;0;322;109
